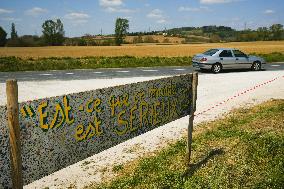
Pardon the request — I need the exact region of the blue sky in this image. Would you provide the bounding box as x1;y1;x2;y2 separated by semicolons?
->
0;0;283;37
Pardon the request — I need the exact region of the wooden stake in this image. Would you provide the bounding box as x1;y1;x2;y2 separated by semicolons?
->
186;72;198;166
192;72;198;112
6;80;23;189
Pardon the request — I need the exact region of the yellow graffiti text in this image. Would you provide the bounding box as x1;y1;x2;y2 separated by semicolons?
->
75;114;102;142
86;98;102;113
108;93;129;116
38;101;49;130
37;96;74;130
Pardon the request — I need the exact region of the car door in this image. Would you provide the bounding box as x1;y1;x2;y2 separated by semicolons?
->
219;50;235;69
232;50;250;69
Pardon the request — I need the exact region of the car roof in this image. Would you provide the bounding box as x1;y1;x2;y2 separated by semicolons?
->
213;48;237;51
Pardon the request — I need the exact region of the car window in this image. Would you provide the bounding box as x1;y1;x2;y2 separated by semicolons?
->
233;50;247;57
219;50;233;57
203;49;219;56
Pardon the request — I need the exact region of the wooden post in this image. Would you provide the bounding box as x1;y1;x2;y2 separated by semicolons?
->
6;80;23;189
192;72;198;112
186;72;198;166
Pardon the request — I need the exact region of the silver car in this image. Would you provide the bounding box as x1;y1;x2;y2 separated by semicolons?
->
192;48;266;73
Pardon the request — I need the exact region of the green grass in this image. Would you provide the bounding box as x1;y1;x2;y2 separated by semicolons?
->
0;52;283;72
90;99;284;189
0;56;192;72
254;52;284;63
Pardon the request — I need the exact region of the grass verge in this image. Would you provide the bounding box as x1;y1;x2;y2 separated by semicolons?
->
91;99;284;189
0;52;283;72
254;52;284;63
0;56;191;72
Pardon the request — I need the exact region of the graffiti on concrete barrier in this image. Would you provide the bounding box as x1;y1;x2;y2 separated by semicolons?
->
18;82;190;141
0;74;193;188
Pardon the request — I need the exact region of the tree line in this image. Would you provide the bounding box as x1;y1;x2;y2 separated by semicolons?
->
0;18;283;47
0;18;129;47
166;24;284;42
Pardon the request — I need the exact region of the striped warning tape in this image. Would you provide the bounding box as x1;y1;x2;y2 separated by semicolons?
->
194;75;284;117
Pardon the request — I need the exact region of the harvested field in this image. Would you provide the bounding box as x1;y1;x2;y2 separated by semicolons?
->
0;41;283;59
124;35;186;44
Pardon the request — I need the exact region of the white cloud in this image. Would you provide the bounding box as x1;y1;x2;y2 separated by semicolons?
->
178;6;210;12
25;7;48;16
65;12;90;20
147;9;168;24
200;0;234;4
147;9;163;19
65;12;90;26
0;8;13;14
105;7;136;13
264;9;275;14
0;17;21;21
99;0;123;7
157;19;167;24
99;0;136;14
71;19;89;25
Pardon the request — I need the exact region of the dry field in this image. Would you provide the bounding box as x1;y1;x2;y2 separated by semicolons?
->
124;35;185;44
0;41;283;59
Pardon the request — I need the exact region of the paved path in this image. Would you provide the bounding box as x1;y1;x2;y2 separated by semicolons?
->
0;63;283;83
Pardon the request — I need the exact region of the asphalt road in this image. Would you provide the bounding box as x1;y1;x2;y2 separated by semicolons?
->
0;63;283;83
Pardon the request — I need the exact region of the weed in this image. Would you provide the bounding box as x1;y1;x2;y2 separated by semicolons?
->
112;164;124;172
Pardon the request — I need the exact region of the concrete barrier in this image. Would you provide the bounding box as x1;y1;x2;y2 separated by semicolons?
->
0;74;196;188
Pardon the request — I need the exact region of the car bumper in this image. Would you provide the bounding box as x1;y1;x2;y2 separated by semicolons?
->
192;62;212;69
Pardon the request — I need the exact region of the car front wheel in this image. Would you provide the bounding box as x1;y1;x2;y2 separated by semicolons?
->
251;62;261;71
211;63;222;74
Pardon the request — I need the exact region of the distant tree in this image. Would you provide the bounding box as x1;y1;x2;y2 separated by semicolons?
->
42;19;65;46
0;26;7;46
247;31;259;41
270;24;283;40
210;34;221;43
257;27;269;41
6;23;20;46
11;23;18;40
115;18;129;46
6;35;45;47
78;38;87;46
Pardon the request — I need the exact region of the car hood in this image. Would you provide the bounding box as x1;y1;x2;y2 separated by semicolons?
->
248;55;264;62
248;55;259;59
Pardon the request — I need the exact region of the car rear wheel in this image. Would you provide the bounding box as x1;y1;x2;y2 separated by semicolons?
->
251;62;261;71
211;63;222;74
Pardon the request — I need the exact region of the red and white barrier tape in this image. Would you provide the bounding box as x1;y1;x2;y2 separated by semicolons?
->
195;75;284;117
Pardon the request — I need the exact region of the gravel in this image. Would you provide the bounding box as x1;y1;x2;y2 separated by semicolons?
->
0;70;283;188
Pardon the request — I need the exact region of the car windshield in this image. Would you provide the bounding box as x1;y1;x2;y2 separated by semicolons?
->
203;49;219;56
